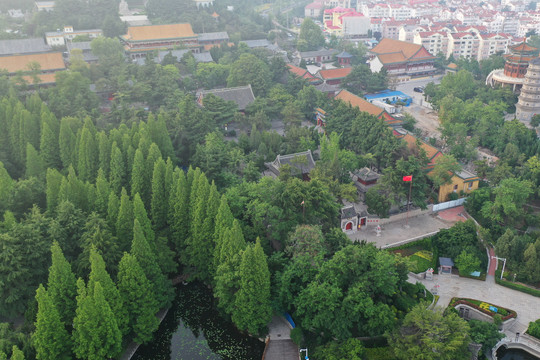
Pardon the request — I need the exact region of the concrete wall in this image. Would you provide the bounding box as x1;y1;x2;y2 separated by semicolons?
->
378;205;432;225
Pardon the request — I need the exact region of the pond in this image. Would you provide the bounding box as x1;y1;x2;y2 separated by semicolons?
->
496;346;540;360
132;282;265;360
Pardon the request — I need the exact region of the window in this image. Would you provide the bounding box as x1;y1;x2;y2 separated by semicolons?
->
467;182;473;190
453;184;458;192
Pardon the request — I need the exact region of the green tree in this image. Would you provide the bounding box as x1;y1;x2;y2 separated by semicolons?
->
117;253;159;344
131;219;173;308
468;319;504;354
130;149;146;206
33;285;71;360
232;238;272;335
428;155;461;193
313;338;365;360
150;158;168;231
109;142;125;195
455;249;481;275
87;247;127;335
0;162;14;213
227;54;271;96
25;143;44;179
39;121;60;170
170;170;190;254
116;189;133;253
46;242;77;327
11;346;24;360
45;168;63;214
297;17;325;51
58;117;79;169
389;303;471;360
72;280;122;360
213;195;234;274
133;193;155;252
202;93;237;126
481;178;534;225
214;220;247;315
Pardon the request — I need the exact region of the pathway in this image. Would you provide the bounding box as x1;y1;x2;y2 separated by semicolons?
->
410;274;540;335
263;316;298;360
487;247;497;283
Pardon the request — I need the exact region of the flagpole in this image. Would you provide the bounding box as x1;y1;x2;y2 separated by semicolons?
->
406;179;412;227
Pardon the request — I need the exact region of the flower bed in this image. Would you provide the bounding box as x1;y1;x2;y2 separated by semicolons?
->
449;297;516;321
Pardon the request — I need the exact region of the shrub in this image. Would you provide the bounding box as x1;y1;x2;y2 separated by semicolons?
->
290;327;303;346
527;319;540;339
495;277;540;298
364;347;394;360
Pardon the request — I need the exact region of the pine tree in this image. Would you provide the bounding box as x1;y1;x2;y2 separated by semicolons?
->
0;162;14;212
213;195;234;274
133;193;155;253
109;142;125;195
131;149;147;206
233;238;272;335
45;168;63;214
146;143;162;178
150;158;167;231
40;121;60;170
117;253;159;344
59;117;78;169
87;247;127;336
46;242;77;327
72;280;122;360
25;143;44;179
33;284;72;360
214;220;247;316
131;219;173;308
77;126;98;183
116;189;133;253
77;215;120;277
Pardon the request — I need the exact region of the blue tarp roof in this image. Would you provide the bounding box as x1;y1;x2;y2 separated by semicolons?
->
364;90;411;100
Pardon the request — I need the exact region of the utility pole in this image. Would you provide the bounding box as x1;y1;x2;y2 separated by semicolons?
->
300;348;309;360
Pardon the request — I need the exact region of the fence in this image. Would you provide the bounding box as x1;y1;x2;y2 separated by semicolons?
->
432;198;466;213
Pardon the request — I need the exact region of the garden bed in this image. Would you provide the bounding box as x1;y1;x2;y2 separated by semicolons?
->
449;297;517;321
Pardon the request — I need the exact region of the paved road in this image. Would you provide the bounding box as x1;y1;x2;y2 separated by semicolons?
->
264;316;298;360
411;274;540;335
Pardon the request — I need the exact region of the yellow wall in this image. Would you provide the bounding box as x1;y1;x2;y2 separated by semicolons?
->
438;175;479;203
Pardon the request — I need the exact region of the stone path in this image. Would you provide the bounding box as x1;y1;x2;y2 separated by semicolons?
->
263;316;298;360
410;274;540;335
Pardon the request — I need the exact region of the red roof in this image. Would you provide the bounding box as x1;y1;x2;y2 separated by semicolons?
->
318;67;352;80
305;2;323;9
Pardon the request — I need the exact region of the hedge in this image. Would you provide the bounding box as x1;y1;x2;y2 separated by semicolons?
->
495;277;540;298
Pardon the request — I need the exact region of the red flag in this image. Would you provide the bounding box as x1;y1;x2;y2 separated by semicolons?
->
403;175;413;182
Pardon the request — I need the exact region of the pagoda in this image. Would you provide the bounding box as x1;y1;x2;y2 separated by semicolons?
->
486;41;539;93
516;57;540;124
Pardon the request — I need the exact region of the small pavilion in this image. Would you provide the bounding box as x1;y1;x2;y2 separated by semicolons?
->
439;257;454;274
336;51;353;66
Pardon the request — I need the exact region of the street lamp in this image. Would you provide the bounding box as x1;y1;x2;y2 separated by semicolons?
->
300;348;309;360
491;256;506;280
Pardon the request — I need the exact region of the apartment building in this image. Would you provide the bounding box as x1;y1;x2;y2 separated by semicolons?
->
414;31;448;56
447;32;480;59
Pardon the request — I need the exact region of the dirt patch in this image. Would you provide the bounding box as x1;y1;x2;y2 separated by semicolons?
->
404;104;442;140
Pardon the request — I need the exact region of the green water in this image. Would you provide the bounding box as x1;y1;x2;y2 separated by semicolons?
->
132;282;265;360
497;347;540;360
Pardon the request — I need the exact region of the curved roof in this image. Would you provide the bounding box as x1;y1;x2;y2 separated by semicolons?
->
123;24;196;41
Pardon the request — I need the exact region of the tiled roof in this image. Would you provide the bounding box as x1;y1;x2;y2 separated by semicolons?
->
266;150;316;176
318;67;352;80
0;52;65;73
335;89;384;117
377;52;407;64
371;38;424;59
511;42;538;52
198;32;229;42
21;73;57;85
305;2;323;9
401;133;441;161
123;24;196;42
198;85;255;111
0;38;51;56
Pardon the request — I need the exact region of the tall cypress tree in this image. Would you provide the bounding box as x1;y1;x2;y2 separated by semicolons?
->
131;219;173;308
46;242;77;327
106;191;120;231
150;158;167;231
133;193;155;253
185;174;213;282
214;220;247;316
109;142;125;195
40;121;60;170
77;126;98;183
25;143;44;179
59;117;77;169
170;171;189;254
233;238;272;335
213;195;234;274
33;284;72;360
117;253;159;344
94;169;110;216
87;247;127;336
45;168;63;214
97;132;111;178
72;279;122;360
116;189;133;253
130;149;146;206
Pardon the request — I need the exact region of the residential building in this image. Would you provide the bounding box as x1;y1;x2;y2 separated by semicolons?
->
382;21;402;40
194;0;214;8
399;25;428;43
45;26;102;47
368;38;436;80
120;23;199;59
7;9;24;18
197;85;256;112
477;33;510;61
119;15;151;27
305;2;324;18
447;32;480;59
413;31;448;56
434;169;479;203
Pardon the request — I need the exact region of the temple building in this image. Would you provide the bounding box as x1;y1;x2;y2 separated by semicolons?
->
486;42;539;93
516;57;540;124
